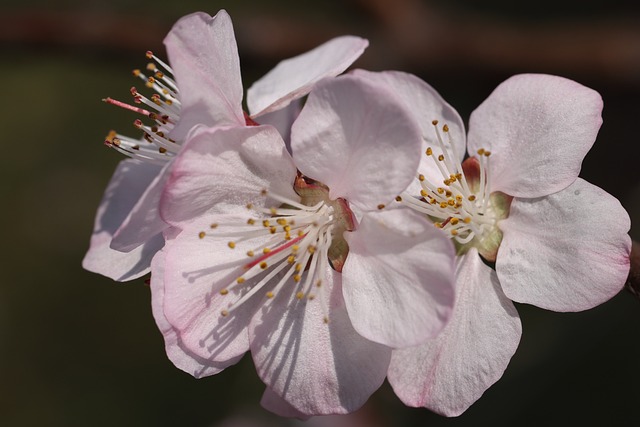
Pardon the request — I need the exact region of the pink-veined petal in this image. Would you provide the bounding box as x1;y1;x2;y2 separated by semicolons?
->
467;74;603;198
111;161;171;252
164;10;244;140
160;214;263;364
82;159;164;281
388;249;522;417
351;69;466;192
260;388;311;420
250;267;391;415
247;36;368;117
497;178;631;311
291;75;422;212
150;245;241;378
160;125;298;227
342;208;455;348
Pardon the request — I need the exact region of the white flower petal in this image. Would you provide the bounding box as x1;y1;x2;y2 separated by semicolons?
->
164;10;245;140
342;208;455;348
497;178;631;311
291;74;423;212
388;250;521;416
247;36;368;117
468;74;603;198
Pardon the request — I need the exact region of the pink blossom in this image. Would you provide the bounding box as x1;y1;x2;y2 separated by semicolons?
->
353;71;632;416
83;10;368;281
152;75;456;415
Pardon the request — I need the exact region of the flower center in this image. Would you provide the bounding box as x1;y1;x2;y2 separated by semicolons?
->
400;120;511;262
198;174;356;322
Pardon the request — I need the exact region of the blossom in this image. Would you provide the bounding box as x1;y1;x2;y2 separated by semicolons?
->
83;10;369;281
353;71;632;416
151;75;456;415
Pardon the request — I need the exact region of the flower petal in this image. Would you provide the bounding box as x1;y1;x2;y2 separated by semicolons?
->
164;10;245;140
111;162;171;252
342;208;455;348
497;178;631;311
82;159;164;281
291;74;423;212
467;74;603;198
150;245;241;378
247;36;368;117
388;250;522;417
160;125;298;227
254;98;303;153
160;214;262;364
260;388;311;420
250;267;391;415
351;69;466;191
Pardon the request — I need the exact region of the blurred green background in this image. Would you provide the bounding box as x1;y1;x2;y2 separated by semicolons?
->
2;0;640;426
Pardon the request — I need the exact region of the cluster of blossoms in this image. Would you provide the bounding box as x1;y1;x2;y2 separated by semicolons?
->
84;10;631;417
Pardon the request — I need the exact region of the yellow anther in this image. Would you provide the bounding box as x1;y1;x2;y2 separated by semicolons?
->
468;195;477;201
418;174;425;181
440;202;448;208
437;188;445;194
270;207;277;215
438;154;445;161
451;229;458;236
132;69;141;77
292;245;300;253
443;179;451;186
263;247;271;254
221;310;229;317
447;199;455;206
260;262;268;269
316;279;322;287
246;250;255;257
395;196;403;202
155;71;164;79
456;173;462;180
477;148;485;156
296;292;305;300
297;230;305;237
269;227;277;234
159;147;167;154
228;241;236;249
295;263;302;272
432;120;439;125
426;147;433;156
287;255;295;264
445;190;452;197
283;225;291;232
463;217;472;223
261;189;268;196
308;246;316;254
220;289;229;295
198;231;206;239
293;274;302;283
456;195;463;201
236;277;245;284
277;218;287;225
450;218;459;225
247;218;255;225
266;291;274;299
434;222;443;228
262;220;270;227
377;204;385;210
285;232;291;240
246;203;253;209
210;223;218;229
442;124;449;132
484;150;492;157
420;189;428;197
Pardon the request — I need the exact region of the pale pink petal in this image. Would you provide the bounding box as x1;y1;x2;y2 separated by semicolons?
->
388;250;522;417
497;178;631;311
260;388;311;420
82;159;164;281
150;246;241;378
254;98;303;153
111;162;171;252
291;75;422;212
247;36;368;117
467;74;603;198
351;69;466;191
342;208;455;348
164;10;245;140
160;125;298;226
250;267;391;415
160;214;264;364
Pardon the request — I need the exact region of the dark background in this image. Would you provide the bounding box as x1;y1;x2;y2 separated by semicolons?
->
1;1;639;426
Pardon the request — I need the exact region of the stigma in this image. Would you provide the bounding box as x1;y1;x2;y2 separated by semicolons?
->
198;175;356;323
400;121;511;261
